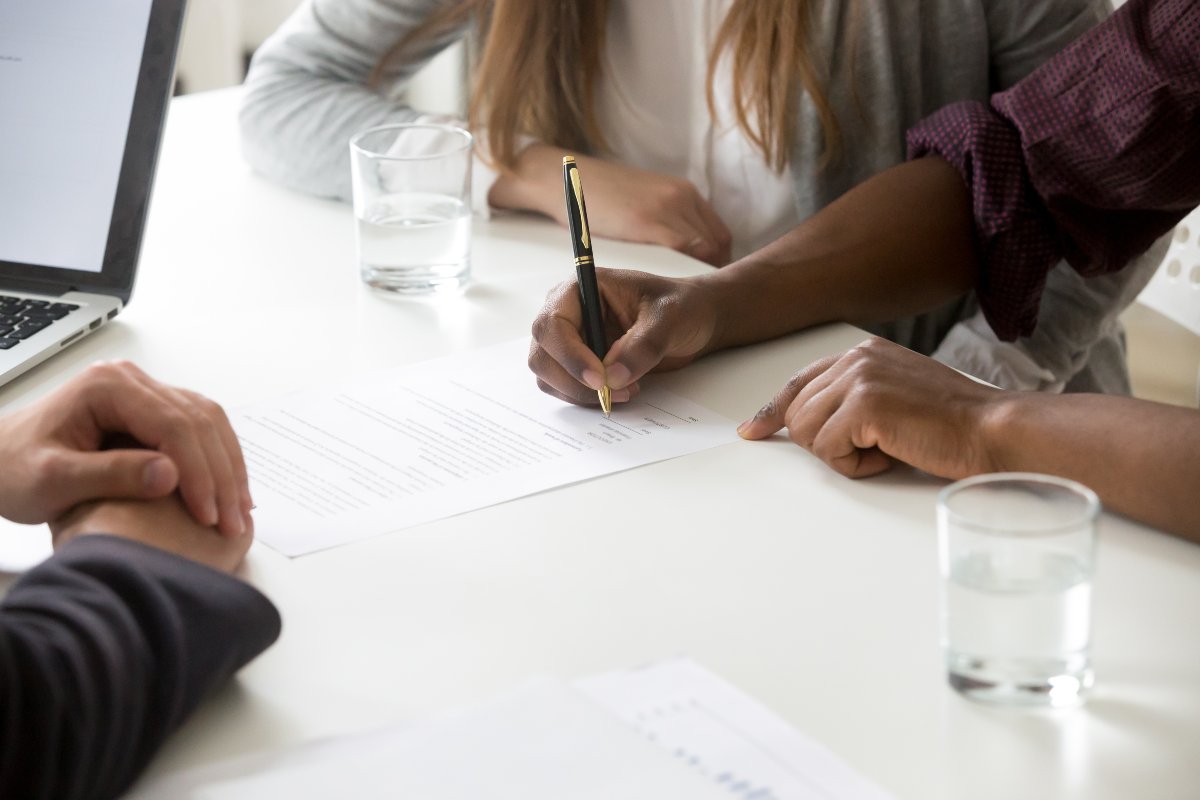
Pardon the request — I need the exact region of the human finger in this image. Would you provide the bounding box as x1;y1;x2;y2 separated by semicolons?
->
691;198;733;266
810;402;894;479
529;339;634;406
117;369;236;533
144;385;234;534
530;282;608;393
201;391;254;524
672;204;725;266
638;220;714;264
177;388;249;537
83;363;222;527
534;376;636;407
601;302;692;390
736;353;843;440
34;449;179;522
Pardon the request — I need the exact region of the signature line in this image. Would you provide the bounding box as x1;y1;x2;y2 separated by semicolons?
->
645;403;693;423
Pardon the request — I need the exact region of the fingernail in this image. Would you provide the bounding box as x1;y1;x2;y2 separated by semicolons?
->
205;499;220;526
611;388;632;403
224;501;245;536
606;363;632;389
581;369;604;391
142;458;174;493
243;509;255;535
736;420;752;437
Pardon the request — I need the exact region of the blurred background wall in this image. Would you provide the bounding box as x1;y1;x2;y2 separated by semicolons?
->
175;0;466;114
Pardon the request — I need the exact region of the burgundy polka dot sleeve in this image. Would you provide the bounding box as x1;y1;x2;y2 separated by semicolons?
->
907;0;1200;341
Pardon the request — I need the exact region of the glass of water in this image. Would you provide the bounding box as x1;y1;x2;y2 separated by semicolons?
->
938;473;1099;707
349;123;472;294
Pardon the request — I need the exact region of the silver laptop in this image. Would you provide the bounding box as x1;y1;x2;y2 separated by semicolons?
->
0;0;185;386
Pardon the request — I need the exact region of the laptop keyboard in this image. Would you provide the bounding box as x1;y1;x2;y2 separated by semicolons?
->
0;294;80;350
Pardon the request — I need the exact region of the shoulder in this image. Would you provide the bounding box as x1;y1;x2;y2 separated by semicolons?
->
978;0;1110;87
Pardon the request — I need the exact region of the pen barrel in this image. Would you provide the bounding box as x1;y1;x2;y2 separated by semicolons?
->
575;262;606;359
563;160;607;359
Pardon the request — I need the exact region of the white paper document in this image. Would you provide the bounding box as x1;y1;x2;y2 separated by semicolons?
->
129;679;730;800
130;659;891;800
578;660;894;800
233;339;739;556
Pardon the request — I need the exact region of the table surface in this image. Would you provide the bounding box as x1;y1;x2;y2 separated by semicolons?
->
2;90;1198;800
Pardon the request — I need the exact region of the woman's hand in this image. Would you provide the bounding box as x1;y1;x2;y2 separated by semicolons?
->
490;145;733;266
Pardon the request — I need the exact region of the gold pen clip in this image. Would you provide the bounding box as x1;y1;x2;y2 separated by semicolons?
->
569;167;590;250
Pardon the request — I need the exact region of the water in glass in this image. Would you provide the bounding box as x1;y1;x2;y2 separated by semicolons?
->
943;549;1093;706
356;192;470;293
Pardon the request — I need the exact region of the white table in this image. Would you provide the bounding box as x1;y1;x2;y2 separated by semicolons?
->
3;90;1198;799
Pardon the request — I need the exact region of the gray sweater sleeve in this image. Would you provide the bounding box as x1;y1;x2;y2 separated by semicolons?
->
239;0;468;201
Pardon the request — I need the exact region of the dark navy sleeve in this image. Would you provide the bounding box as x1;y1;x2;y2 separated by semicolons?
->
0;535;281;800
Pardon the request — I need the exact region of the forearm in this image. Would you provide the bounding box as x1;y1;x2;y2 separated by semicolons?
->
240;0;466;200
985;394;1200;540
487;142;561;217
699;157;977;352
0;536;279;799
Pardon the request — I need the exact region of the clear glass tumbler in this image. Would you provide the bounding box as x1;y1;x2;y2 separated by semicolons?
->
938;472;1099;707
349;123;472;294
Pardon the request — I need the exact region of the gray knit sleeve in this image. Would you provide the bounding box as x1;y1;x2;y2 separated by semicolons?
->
239;0;468;201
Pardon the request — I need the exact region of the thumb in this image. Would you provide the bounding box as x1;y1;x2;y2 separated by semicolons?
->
54;450;180;508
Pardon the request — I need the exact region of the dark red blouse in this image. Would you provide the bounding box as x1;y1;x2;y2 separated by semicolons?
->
907;0;1200;341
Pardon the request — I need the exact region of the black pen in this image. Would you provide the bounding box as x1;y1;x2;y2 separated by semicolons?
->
562;156;612;417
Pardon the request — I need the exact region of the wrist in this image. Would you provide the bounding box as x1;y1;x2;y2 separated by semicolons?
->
676;274;727;358
976;390;1026;474
691;254;809;352
487;143;559;216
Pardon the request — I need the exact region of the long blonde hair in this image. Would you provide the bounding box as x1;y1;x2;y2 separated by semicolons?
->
373;0;843;173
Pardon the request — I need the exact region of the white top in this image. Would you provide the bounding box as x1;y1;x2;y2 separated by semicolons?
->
468;0;799;262
596;0;800;261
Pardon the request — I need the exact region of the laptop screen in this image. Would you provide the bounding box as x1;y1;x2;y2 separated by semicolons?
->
0;0;180;299
0;0;156;275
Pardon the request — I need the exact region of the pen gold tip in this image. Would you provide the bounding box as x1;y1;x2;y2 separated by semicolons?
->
598;385;612;417
563;155;575;165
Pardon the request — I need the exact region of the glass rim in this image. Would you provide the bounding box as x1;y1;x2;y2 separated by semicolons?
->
937;472;1100;535
349;123;474;161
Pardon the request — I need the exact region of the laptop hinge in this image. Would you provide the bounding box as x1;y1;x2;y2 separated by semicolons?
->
0;275;72;298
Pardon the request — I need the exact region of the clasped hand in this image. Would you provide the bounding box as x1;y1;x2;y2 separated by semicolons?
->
0;361;252;537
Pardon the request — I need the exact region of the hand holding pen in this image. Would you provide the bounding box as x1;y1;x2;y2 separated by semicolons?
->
529;172;722;409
